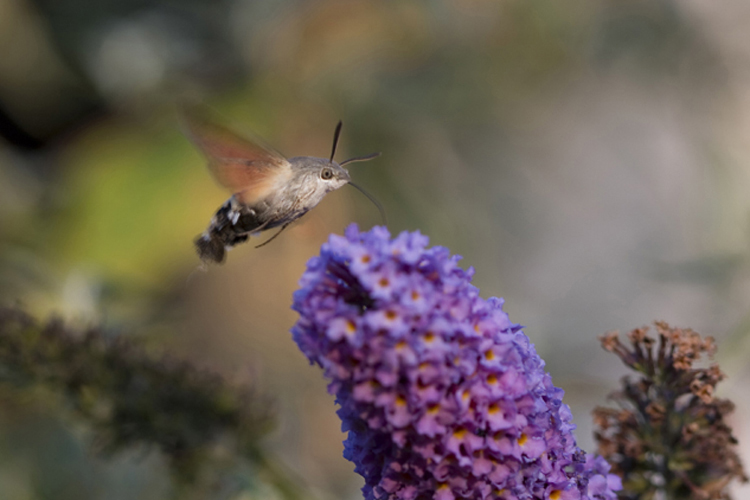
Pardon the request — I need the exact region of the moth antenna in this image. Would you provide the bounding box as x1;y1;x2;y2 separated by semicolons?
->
340;152;381;166
330;121;343;162
349;181;387;226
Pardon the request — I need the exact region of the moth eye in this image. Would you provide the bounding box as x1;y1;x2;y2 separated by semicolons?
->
321;168;334;180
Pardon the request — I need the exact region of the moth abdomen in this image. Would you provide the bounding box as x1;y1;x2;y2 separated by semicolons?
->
195;198;267;263
195;233;226;263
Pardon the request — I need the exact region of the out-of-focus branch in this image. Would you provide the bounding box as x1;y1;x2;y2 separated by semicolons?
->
0;306;304;499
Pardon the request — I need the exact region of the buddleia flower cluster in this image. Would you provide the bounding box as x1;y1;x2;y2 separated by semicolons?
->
292;225;621;500
594;322;748;500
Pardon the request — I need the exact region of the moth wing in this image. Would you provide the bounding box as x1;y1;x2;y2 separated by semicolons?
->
205;158;293;205
181;106;292;203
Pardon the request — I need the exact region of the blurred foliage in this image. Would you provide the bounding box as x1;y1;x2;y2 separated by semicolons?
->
0;0;725;302
0;306;308;500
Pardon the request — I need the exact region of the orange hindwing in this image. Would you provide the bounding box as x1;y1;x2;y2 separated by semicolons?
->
181;106;292;204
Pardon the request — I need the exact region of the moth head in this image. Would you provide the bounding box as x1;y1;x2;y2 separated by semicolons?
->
290;157;351;192
320;120;351;190
319;161;351;186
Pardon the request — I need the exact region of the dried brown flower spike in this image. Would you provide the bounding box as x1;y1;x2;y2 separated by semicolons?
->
593;322;747;500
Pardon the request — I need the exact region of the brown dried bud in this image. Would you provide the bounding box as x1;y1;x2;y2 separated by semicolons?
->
600;331;621;352
627;327;650;344
645;402;666;421
690;379;714;404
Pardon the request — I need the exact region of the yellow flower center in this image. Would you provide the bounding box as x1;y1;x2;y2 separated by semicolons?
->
518;433;528;446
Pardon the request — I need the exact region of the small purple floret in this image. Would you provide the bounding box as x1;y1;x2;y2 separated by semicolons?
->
292;225;620;500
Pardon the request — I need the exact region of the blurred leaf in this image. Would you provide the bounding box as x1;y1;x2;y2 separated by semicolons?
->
51;113;226;286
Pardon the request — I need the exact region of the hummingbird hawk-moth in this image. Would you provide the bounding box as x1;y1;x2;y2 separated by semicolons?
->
182;107;383;264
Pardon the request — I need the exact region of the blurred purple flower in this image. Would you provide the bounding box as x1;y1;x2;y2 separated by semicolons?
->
292;225;620;500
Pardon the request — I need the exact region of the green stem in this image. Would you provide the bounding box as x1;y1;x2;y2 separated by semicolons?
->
250;449;317;500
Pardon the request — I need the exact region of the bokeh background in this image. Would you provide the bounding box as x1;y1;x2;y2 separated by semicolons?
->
1;0;749;498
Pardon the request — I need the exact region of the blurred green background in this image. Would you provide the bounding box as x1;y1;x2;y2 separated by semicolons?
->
1;0;749;498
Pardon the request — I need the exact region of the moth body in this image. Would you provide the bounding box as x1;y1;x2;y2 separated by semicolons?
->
195;156;351;263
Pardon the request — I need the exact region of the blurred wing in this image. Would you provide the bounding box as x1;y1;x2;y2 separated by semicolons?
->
181;106;292;202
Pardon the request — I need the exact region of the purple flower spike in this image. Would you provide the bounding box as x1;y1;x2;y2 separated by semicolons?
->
292;225;620;500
